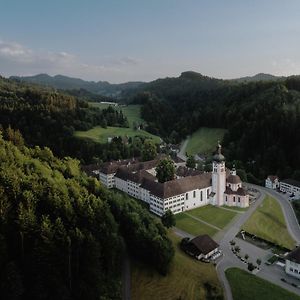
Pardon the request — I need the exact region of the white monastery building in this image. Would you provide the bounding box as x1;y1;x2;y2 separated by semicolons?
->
285;247;300;279
99;144;249;216
280;179;300;199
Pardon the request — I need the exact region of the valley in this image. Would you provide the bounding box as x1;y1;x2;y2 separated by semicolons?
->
185;127;227;156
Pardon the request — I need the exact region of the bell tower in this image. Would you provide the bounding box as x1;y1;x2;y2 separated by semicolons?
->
211;143;226;206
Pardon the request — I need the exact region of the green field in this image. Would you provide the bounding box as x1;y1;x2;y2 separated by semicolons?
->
74;126;161;144
242;195;295;250
76;103;161;144
226;268;300;300
131;232;223;300
175;213;218;237
89;102;143;127
186;127;227;156
188;205;237;229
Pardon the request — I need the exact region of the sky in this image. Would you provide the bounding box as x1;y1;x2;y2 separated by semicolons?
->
1;0;300;83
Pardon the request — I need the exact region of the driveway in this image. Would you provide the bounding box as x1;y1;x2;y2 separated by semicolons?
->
177;136;190;161
217;184;300;299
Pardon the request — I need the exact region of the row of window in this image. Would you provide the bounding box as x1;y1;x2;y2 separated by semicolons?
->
290;267;300;274
152;202;163;208
185;189;210;200
225;196;241;202
151;207;163;215
165;202;184;209
165;197;182;205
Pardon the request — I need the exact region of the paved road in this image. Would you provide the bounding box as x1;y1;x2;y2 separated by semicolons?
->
216;188;265;300
217;184;300;299
173;184;300;299
251;184;300;243
178;137;190;161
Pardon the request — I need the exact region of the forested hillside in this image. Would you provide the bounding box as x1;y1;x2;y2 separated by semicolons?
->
0;76;135;163
134;72;300;181
0;136;174;300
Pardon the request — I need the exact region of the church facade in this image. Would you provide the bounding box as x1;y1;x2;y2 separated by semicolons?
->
99;144;249;216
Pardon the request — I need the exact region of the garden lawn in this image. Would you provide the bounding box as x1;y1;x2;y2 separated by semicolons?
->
186;127;227;156
242;195;295;250
222;205;248;212
131;231;223;300
175;213;218;237
188;205;237;229
74;126;161;144
226;267;300;300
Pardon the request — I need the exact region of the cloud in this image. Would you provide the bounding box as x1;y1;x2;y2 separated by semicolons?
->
0;39;141;82
110;56;142;66
271;58;300;76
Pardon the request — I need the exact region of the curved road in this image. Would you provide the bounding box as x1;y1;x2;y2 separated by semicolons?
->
216;184;300;300
178;137;189;161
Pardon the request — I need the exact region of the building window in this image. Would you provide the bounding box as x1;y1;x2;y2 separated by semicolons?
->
193;191;196;198
238;197;240;202
201;191;203;201
233;196;236;202
225;196;227;202
186;193;188;200
207;189;209;198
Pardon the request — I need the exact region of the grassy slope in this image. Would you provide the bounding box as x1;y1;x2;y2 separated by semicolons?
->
188;205;237;229
186;127;227;156
226;268;300;300
74;126;160;144
75;103;161;143
131;231;223;300
89;102;143;127
175;213;218;237
242;195;295;250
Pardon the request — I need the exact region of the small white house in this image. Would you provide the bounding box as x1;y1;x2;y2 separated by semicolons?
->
285;247;300;279
265;175;280;190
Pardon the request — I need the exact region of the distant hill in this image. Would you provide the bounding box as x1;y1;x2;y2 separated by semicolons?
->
10;73;145;98
232;73;284;82
10;72;285;100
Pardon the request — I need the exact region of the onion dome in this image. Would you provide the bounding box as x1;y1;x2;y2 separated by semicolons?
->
227;174;242;184
213;143;225;162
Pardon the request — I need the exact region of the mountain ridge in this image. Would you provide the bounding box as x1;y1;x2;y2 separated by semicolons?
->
10;71;285;97
11;73;145;97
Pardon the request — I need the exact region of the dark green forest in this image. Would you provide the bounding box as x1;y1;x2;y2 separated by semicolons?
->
133;72;300;181
0;76;137;163
0;136;174;300
4;72;300;181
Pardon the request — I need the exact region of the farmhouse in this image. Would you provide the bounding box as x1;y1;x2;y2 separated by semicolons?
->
99;144;249;216
265;175;280;190
285;247;300;279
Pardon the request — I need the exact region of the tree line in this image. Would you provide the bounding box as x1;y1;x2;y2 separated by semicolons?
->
0;77;130;164
134;73;300;182
0;135;174;300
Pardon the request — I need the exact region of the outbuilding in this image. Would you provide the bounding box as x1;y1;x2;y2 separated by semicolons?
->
285;247;300;279
185;235;219;260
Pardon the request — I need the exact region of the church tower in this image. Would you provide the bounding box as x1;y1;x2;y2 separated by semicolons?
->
211;143;226;206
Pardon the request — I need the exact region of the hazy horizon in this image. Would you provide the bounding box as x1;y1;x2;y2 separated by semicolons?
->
1;0;300;83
